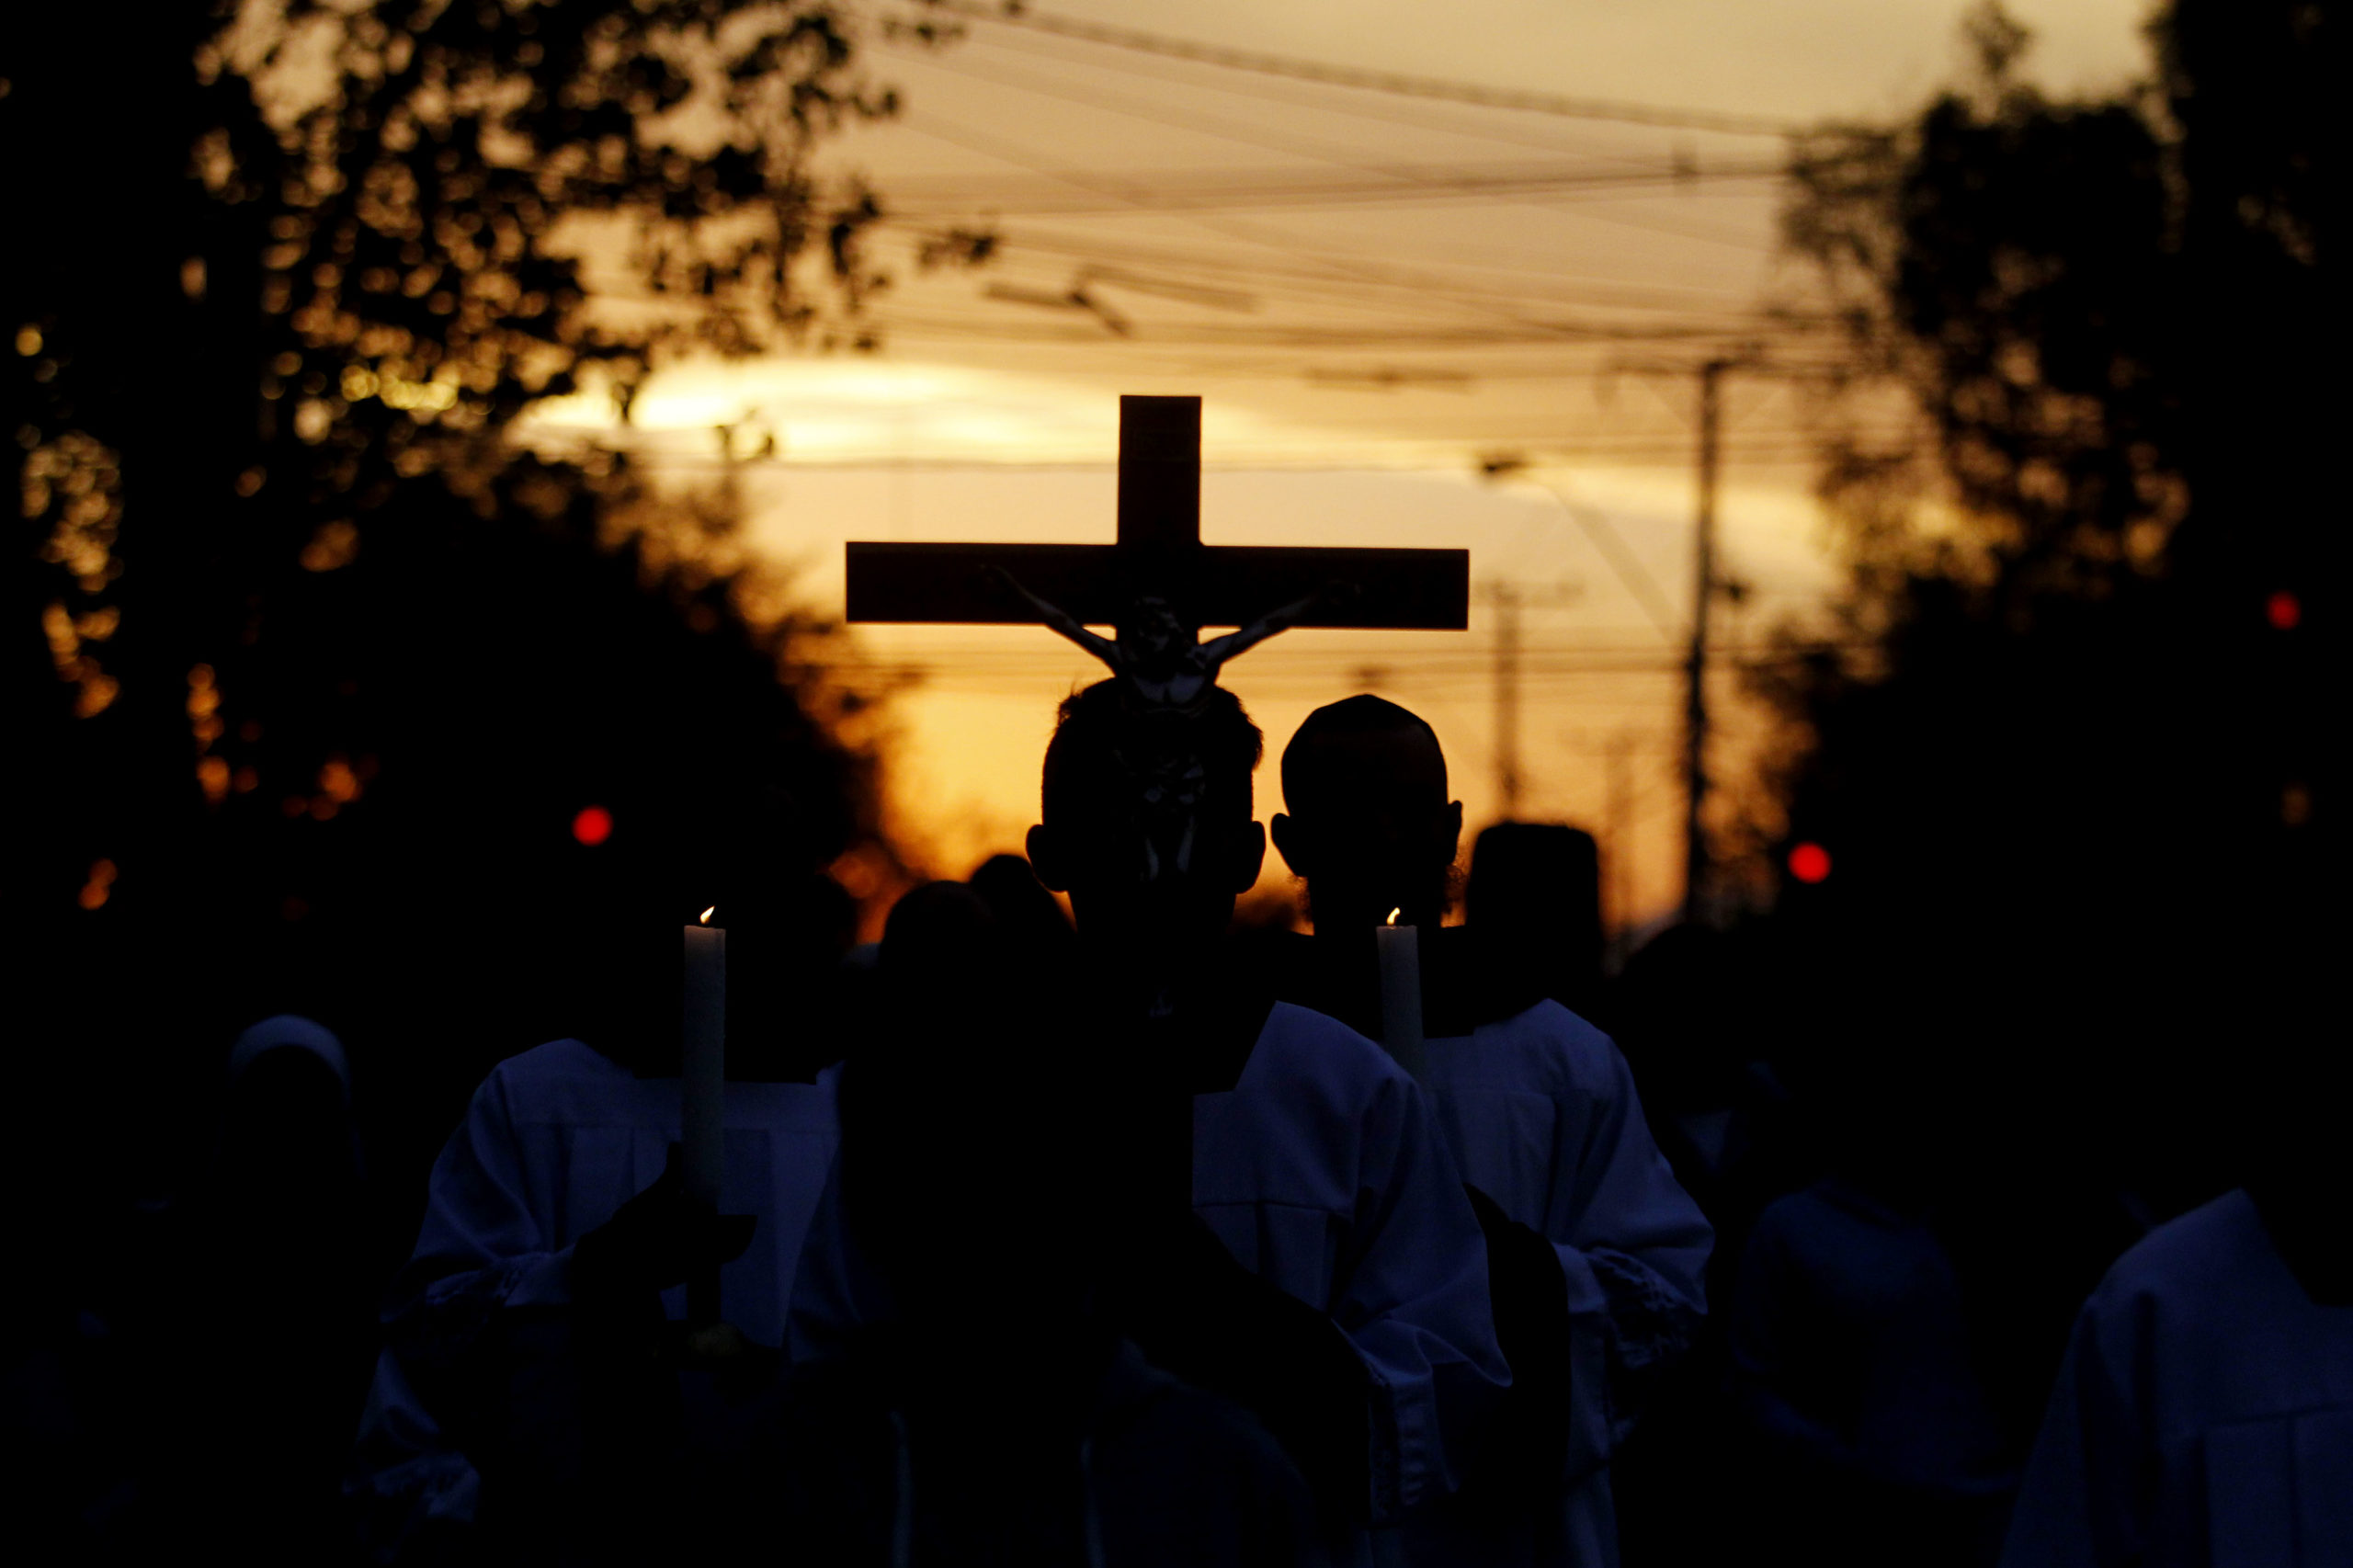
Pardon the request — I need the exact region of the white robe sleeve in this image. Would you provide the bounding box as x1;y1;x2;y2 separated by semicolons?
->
1335;1063;1514;1519
347;1052;574;1553
383;1057;578;1353
347;1346;482;1564
1543;1021;1714;1483
1999;1294;2148;1567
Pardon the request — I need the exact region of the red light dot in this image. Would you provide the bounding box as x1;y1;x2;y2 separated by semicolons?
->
572;805;613;846
1788;841;1832;884
2267;591;2301;631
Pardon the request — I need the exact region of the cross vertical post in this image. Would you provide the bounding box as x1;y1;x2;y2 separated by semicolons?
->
1116;394;1201;553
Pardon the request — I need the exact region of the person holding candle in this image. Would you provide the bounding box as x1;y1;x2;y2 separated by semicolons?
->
347;876;853;1567
1267;694;1713;1568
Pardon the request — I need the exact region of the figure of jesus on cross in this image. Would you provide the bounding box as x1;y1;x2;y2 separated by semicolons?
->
983;569;1329;715
846;395;1471;707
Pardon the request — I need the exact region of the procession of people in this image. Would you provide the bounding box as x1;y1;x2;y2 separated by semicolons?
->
11;430;2344;1564
12;0;2342;1551
23;632;2325;1568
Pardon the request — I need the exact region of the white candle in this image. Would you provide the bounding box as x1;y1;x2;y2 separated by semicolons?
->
682;905;726;1324
1376;909;1427;1081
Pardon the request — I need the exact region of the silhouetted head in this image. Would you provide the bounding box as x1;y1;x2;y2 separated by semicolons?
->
1271;694;1463;931
1610;923;1742;1108
1469;822;1605;1011
1027;680;1266;991
842;882;1094;1327
214;1017;363;1233
1790;925;1979;1208
2234;915;2347;1210
1117;595;1196;670
968;852;1074;960
879;881;1004;995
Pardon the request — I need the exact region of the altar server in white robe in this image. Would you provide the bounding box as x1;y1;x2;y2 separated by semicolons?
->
710;881;1327;1567
2000;942;2353;1568
348;1031;840;1564
1268;695;1713;1568
790;679;1508;1560
1998;1186;2353;1568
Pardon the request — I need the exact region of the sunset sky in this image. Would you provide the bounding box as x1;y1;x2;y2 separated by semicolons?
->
521;0;2154;930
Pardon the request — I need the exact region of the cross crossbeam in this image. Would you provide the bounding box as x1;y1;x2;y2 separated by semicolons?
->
845;396;1470;631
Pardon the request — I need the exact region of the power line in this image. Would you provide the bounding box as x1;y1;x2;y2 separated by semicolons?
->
872;223;1813;336
875;210;1790;312
886;109;1784;346
880;160;1787;218
602;433;1877;467
926;3;1801;138
881;36;1789;205
872;308;1807;348
947;22;1717;161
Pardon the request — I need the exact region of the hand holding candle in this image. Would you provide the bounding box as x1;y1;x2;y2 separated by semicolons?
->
1377;907;1427;1081
681;905;726;1324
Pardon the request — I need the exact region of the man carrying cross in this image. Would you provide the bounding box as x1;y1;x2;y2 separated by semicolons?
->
791;397;1506;1557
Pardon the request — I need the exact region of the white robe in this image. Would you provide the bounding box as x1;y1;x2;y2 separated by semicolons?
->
1401;999;1714;1568
2000;1187;2353;1568
347;1039;839;1555
788;1001;1510;1537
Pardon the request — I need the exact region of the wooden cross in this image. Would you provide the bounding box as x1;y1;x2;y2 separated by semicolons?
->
845;395;1470;633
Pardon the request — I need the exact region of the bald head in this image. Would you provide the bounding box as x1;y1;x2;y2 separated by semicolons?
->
1274;695;1463;930
1280;694;1448;819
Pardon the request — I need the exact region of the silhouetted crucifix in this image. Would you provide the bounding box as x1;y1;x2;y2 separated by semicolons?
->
845;396;1470;706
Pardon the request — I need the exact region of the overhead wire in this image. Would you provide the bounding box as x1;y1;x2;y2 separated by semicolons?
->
876;162;1788;218
941;25;1733;162
894;161;1787;355
869;52;1796;350
868;222;1813;334
918;3;1802;137
877;32;1784;200
876;34;1792;261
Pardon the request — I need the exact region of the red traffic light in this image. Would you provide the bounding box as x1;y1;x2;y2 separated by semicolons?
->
2267;591;2302;631
1787;841;1832;884
572;805;613;846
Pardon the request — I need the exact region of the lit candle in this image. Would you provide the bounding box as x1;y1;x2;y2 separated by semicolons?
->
682;904;726;1324
1376;907;1426;1080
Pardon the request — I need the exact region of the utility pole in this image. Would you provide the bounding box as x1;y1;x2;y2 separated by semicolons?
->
1681;358;1730;926
1492;582;1523;818
1607;729;1633;960
1477;580;1579;822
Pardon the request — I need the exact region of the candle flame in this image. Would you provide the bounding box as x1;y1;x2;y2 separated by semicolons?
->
699;906;715;925
1386;907;1402;926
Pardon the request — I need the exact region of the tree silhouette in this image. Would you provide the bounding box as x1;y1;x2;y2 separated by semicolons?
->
4;3;964;1230
1763;0;2337;1207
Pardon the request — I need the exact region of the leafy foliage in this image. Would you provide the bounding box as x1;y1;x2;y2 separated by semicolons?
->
4;1;950;1210
1761;0;2338;1197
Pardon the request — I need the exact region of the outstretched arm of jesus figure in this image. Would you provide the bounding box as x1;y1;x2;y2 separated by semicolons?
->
983;565;1120;666
1198;581;1349;666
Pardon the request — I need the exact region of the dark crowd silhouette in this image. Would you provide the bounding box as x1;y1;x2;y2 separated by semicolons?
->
8;0;2347;1563
12;678;2347;1567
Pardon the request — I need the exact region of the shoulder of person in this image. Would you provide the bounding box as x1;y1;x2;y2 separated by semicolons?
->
1462;998;1625;1091
474;1037;627;1111
1745;1181;1855;1244
2085;1187;2271;1321
1256;1002;1415;1101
